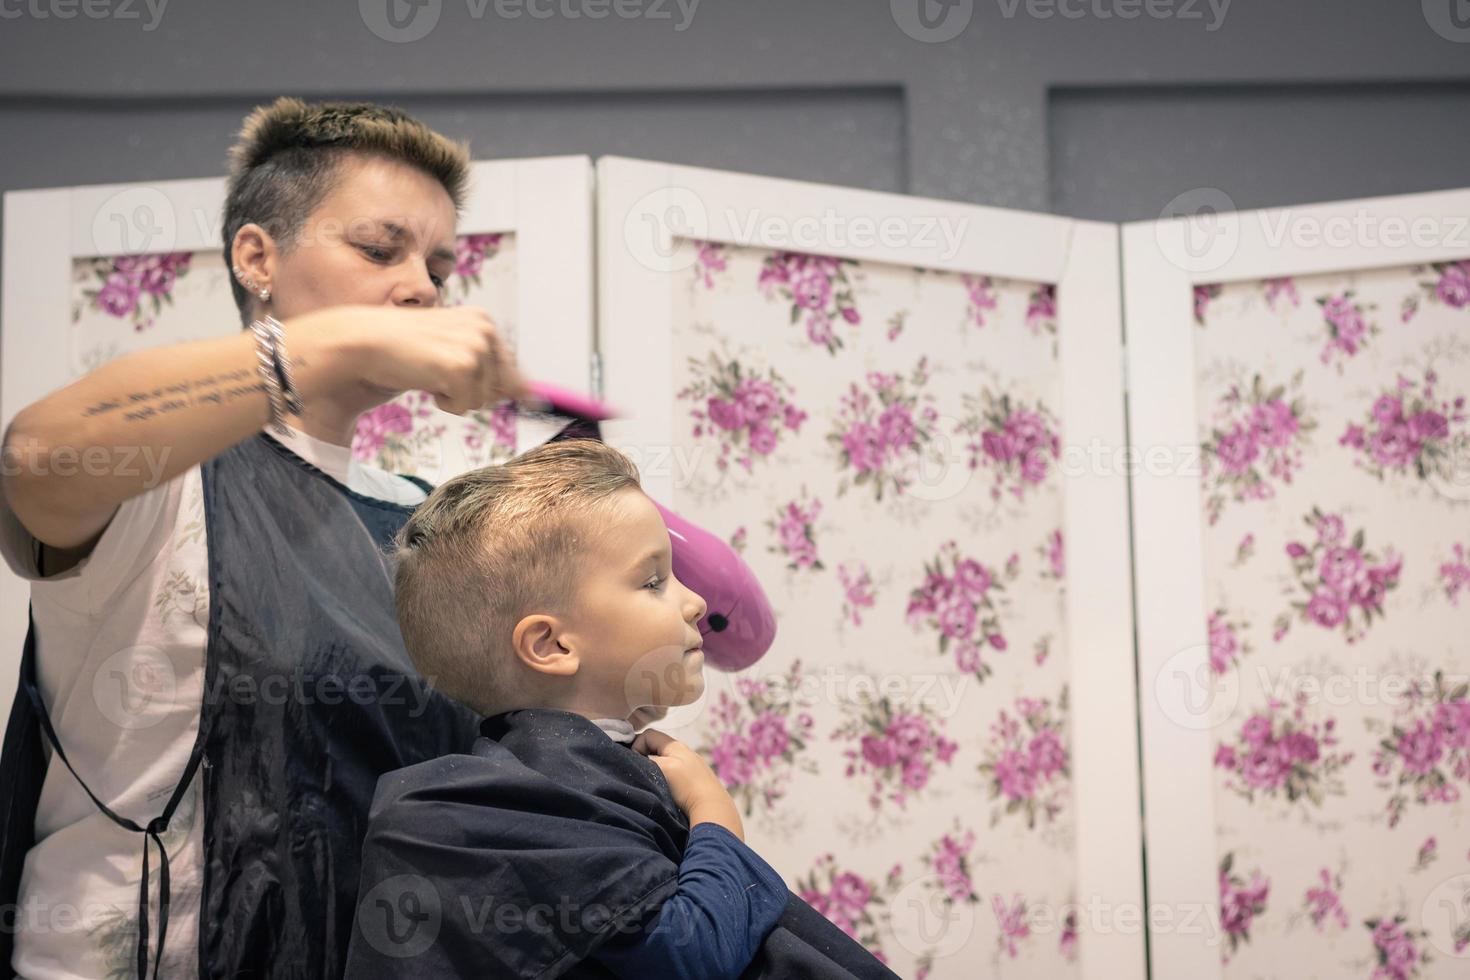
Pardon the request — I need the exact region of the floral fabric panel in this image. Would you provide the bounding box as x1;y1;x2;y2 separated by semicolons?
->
1193;262;1470;978
672;241;1075;978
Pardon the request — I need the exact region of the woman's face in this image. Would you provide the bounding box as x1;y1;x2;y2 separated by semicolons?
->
233;152;459;320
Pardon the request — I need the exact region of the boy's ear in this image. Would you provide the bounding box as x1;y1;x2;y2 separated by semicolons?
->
511;614;580;677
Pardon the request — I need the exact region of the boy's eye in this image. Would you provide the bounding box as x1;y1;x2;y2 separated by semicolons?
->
644;575;665;591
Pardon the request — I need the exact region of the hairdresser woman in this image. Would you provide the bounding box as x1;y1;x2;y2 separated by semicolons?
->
0;98;526;979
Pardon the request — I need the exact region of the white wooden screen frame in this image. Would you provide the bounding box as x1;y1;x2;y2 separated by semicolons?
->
596;155;1145;980
0;154;595;732
1122;187;1470;980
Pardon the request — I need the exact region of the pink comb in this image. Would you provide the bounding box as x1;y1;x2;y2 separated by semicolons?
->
520;380;621;422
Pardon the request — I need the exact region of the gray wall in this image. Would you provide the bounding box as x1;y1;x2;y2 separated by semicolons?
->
1;1;1466;228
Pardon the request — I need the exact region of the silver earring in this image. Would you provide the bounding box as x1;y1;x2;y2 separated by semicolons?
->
233;265;270;303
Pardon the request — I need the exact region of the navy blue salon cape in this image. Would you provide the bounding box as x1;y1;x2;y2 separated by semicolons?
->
344;707;902;979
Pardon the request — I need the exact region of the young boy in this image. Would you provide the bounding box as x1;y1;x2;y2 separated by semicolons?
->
344;438;899;979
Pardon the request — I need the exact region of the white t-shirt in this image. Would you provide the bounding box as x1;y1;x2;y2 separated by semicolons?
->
0;421;426;980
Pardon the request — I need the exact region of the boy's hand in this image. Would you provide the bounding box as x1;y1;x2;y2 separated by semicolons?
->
632;728;744;841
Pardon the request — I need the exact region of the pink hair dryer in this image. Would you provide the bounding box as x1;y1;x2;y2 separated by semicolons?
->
520;381;777;672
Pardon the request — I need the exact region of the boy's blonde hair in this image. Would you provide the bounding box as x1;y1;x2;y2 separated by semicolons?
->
221;96;472;325
393;438;643;717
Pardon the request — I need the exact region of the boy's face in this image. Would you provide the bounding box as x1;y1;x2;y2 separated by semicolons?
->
560;487;709;717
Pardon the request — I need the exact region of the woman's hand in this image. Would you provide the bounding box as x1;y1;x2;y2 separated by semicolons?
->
632;728;744;841
289;303;529;415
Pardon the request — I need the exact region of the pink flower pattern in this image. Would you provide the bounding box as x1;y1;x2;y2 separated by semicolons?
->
680;351;807;473
955;388;1062;503
766;492;823;571
449;232;504;296
1206;607;1251;677
79;252;193;331
1200;370;1317;525
1264;276;1300;311
961;273;998;327
1401;260;1470;322
1440;542;1470;606
1273;508;1402;644
826;358;940;500
977;690;1071;828
830;693;959;813
1365;914;1431;980
351;392;447;473
992;893;1032;959
1213;690;1353;807
1315;290;1380;367
699;660;819;815
905;540;1019;681
692;240;729;289
837;561;876;626
795;855;900;963
1194;283;1223;326
757;250;862;353
1218;851;1270;963
1370;671;1470;828
1303;867;1349;932
1339;367;1469;485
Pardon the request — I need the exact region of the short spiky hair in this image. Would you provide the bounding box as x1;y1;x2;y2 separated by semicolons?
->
392;439;644;718
220;96;472;324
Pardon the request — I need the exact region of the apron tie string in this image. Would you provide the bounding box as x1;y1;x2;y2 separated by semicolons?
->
21;613;204;980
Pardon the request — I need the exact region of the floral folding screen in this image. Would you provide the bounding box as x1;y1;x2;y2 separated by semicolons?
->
665;240;1077;978
1190;260;1470;977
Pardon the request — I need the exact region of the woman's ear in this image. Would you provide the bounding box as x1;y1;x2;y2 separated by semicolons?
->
230;222;277;291
511;614;579;678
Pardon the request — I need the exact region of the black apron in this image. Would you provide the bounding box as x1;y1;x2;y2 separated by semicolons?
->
344;708;901;979
0;430;480;978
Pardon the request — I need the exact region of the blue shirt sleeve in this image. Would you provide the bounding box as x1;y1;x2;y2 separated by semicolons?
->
591;821;788;980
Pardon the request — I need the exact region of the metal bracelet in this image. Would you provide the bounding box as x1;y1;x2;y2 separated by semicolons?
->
249;318;290;436
262;314;303;417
